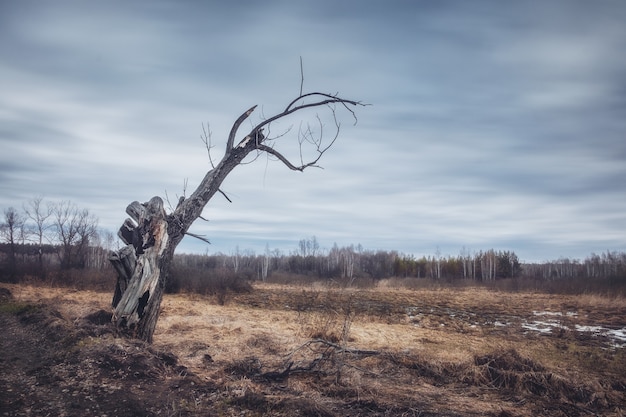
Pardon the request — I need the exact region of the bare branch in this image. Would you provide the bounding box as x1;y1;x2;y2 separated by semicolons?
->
163;190;175;213
201;123;216;168
297;121;306;166
164;178;188;214
257;144;313;171
184;231;211;244
238;94;353;172
258;339;381;381
226;105;257;150
234;94;359;143
262;124;293;143
284;92;359;115
299;56;304;97
217;189;232;203
237;151;262;166
305;339;381;356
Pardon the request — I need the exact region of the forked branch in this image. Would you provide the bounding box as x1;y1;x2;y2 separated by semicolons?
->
240;93;362;171
227;105;258;150
265;92;361;132
256;144;309;171
175;91;363;243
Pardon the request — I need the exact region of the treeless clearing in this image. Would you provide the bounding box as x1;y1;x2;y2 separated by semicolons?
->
1;281;625;416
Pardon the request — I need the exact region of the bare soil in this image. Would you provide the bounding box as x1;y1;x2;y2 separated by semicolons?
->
1;282;625;416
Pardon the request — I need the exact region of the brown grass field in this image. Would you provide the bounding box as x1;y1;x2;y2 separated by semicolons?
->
1;281;625;416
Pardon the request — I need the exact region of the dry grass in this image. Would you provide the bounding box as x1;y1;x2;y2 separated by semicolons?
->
3;281;626;416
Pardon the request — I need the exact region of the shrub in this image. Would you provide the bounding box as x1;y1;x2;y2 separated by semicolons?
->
167;265;252;304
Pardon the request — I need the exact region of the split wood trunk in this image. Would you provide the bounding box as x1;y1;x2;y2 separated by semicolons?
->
108;152;249;342
109;197;172;342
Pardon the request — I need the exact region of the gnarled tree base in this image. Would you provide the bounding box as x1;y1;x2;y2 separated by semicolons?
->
109;197;170;342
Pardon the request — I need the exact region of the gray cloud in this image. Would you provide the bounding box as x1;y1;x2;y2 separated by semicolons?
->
1;1;624;262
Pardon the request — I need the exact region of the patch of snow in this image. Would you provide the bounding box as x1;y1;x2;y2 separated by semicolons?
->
522;320;566;334
533;310;562;317
574;324;626;347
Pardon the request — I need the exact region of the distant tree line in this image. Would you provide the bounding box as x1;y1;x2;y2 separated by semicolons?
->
168;237;625;286
0;198;110;282
2;201;625;292
521;251;626;280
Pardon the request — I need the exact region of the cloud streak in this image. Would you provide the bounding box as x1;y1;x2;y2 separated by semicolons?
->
1;1;625;262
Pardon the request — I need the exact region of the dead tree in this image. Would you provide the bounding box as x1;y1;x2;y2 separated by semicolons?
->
109;92;363;342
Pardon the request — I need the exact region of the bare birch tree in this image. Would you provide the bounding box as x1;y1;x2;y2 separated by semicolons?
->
1;207;25;279
110;91;363;342
51;201;99;270
23;197;52;277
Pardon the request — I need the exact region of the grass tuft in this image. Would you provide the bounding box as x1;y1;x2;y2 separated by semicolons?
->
0;301;39;315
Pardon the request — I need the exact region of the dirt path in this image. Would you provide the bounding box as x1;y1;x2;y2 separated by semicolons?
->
0;297;199;416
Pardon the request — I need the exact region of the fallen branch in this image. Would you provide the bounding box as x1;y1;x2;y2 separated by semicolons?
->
304;339;381;356
258;339;381;382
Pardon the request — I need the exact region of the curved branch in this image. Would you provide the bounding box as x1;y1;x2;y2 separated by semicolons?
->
184;231;211;244
246;94;360;138
175;93;361;239
257;144;323;171
284;92;355;113
286;93;362;123
257;144;305;171
226;105;257;150
244;95;351;172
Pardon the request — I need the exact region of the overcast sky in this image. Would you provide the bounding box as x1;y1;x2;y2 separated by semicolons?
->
1;1;625;262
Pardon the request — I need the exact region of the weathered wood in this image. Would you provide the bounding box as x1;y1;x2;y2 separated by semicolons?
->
117;219;137;246
111;197;169;342
126;200;145;224
109;245;136;307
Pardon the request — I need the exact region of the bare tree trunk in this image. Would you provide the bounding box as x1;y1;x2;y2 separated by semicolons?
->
110;197;170;342
109;93;362;342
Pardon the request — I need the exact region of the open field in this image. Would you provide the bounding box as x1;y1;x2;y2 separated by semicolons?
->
1;281;626;416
